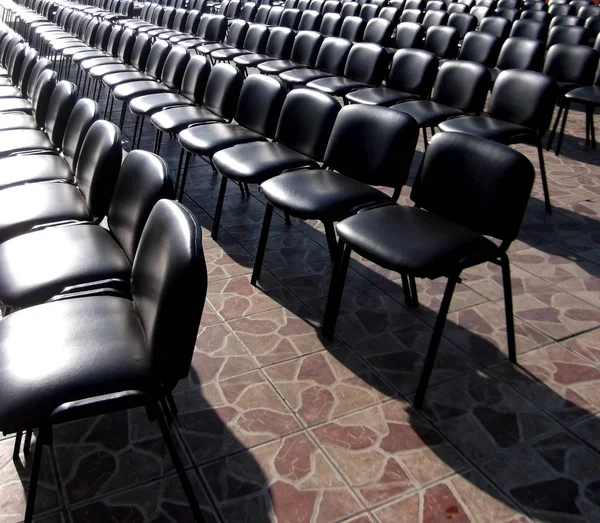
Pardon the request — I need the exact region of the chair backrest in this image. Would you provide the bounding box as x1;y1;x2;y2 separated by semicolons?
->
75;120;123;220
253;4;272;24
266;5;284;24
388;48;438;98
310;0;324;10
359;3;379;20
458;31;501;66
108;150;174;263
202;63;243;120
579;4;600;19
549;3;575;16
61;98;100;172
224;20;249;50
406;0;425;9
424;25;459;58
448;2;468;13
585;15;600;38
130;199;207;389
400;9;423;23
178;56;211;104
130;33;152;71
470;5;491;23
235;74;286;137
550;15;582;29
298;9;322;30
239;2;257;21
497;36;545;72
280;8;301;28
546;25;588;47
343;42;388;84
340;16;365;41
184;11;201;33
324;104;418;190
489;69;558;135
340;2;360;17
395;21;425;48
510;19;546;40
94;21;112;51
431;60;490;113
380;6;402;24
320;12;342;35
422;9;448;29
106;26;124;58
447;12;477;39
44;80;78;149
203;14;227;41
495;7;519;21
143;39;171;79
297;0;312;10
427;0;446;10
289;31;324;66
323;0;342;13
543;43;598;87
243;24;270;53
479;15;511;39
314;36;352;73
17;48;38;92
264;27;295;59
275;88;340;160
520;9;549;24
226;0;241;18
31;68;57;128
363;17;393;44
160;46;189;90
413;132;534;243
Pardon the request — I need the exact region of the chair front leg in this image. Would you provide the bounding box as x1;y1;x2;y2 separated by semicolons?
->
211;175;228;240
499;251;517;364
23;424;50;523
555;98;571;158
251;202;274;285
322;239;352;339
324;221;337;261
546;97;563;152
535;136;552;214
413;274;458;409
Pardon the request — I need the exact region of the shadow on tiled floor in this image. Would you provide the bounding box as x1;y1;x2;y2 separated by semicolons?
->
1;67;600;522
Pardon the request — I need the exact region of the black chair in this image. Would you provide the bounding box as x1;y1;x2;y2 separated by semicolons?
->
339;15;366;41
359;3;380;20
458;30;501;67
0;120;122;243
340;1;361;18
520;9;550;24
176;14;227;49
578;4;600;20
322;132;534;408
0;198;207;523
379;6;402;24
150;63;243;156
239;2;258;21
495;7;519;22
298;9;322;31
233;27;296;73
211;23;269;62
400;9;424;23
549;15;584;30
258;30;324;75
490;36;545;82
362;17;394;45
211;89;341;239
306;42;387;98
470;5;491;24
346;48;438;105
447;12;477;39
392;60;491;147
176;74;287;200
422;9;449;29
280;7;302;28
253;4;273;24
549;3;576;16
265;5;285;25
0;97;99;189
427;0;447;10
319;12;343;36
0;150;173;309
391;21;426;50
509;19;547;41
424;24;459;59
439;69;558;213
479;15;512;39
584;16;600;43
546;25;588;47
279;35;352;86
252;104;418;281
448;3;469;14
0;47;38;98
196;19;248;56
0;56;52;116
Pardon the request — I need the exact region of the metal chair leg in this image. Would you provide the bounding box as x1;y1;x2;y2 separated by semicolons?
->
322;241;352;339
408;275;419;307
499;252;517;364
211;176;228;240
251;204;274;285
400;274;414;307
324;222;337;261
413;276;457;409
555;99;570;157
177;151;192;202
23;425;49;523
536;138;552;214
546;98;563;151
13;431;23;461
23;429;32;455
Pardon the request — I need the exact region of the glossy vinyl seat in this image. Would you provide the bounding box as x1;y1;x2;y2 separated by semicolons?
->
258;30;324;75
0;47;38;99
211;89;341;239
210;23;269;62
233;26;296;71
253;105;418;282
195;19;248;56
175;14;227;49
439;69;558;213
322;132;535;408
0;150;173;309
0;199;207;523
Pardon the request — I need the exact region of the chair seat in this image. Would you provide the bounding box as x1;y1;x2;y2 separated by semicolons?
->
258;59;302;75
179;122;266;156
213;141;318;184
103;71;152;89
178;38;213;49
89;63;136;80
306;76;371;96
80;56;122;72
50;39;84;52
71;49;108;63
345;86;418;106
336;205;498;279
565;85;600;105
0;154;73;189
438;116;534;144
0;77;15;86
113;80;170;102
279;67;333;85
233;53;271;67
0;295;151;431
197;42;232;55
261;169;389;221
0;86;23;98
0;129;54;157
0;183;91;243
151;106;224;133
390;100;463;127
0;224;131;308
169;34;199;44
0;97;32;113
63;44;91;58
0;114;36;131
210;47;247;61
129;92;193;115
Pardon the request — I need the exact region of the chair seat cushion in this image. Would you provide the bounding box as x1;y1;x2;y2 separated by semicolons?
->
213;142;318;184
233;53;271;67
50;39;84;52
0;154;73;189
179;122;266;156
197;42;231;55
150;106;224;133
345;86;418;106
80;56;122;72
0;86;23;98
178;38;212;49
0;129;54;157
0;295;151;431
279;67;333;85
0;97;32;113
0;78;15;86
566;85;600;105
103;71;152;89
113;80;170;101
63;44;91;58
0;183;91;243
211;47;247;61
170;34;199;44
260;169;390;221
0;114;36;131
0;224;131;308
71;49;108;63
129;92;193;115
89;63;137;80
438;116;533;144
391;100;463;127
306;76;371;96
336;205;498;279
258;59;302;75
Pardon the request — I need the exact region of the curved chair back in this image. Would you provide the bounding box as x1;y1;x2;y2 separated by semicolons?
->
275;88;341;160
546;25;588;47
359;3;380;19
340;2;360;18
479;15;511;39
290;31;324;66
363;17;393;44
510;19;546;41
448;2;469;13
280;8;301;28
497;36;545;72
17;48;38;92
144;39;171;79
239;2;257;21
314;36;352;73
235;74;287;137
447;12;477;39
339;16;366;41
394;21;425;48
160;46;190;90
424;25;459;59
320;12;342;36
432;60;490;114
253;4;272;24
31;68;58;128
389;48;438;98
130;33;153;71
543;43;598;88
400;8;423;23
108;151;174;262
264;27;295;59
298;9;322;31
243;23;270;53
266;5;284;25
379;6;401;24
202;63;243;120
458;31;501;67
5;42;25;85
62;98;100;172
549;15;583;29
422;9;448;29
44;81;78;149
203;14;227;42
179;55;211;103
222;20;249;50
344;42;388;84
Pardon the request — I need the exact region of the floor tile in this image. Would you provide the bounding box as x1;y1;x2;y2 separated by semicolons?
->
204;244;255;282
520;207;594;243
264;348;394;427
201;432;363;523
561;328;600;367
569;413;600;453
373;470;526;523
175;370;301;466
557;275;600;309
479;431;600;521
227;305;341;367
557;231;600;265
200;302;223;328
414;370;560;463
312;401;467;507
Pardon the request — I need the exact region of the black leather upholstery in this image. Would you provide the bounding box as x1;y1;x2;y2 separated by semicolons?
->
458;31;501;67
258;30;323;74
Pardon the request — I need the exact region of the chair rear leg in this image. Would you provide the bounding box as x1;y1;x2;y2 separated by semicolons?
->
251;203;274;285
536;138;552;214
23;429;32;454
590;107;596;148
322;241;352;339
499;252;517;364
546;99;563;151
555;99;570;157
177;151;192;201
23;424;49;523
211;175;228;240
324;222;337;261
413;276;457;409
400;274;414;307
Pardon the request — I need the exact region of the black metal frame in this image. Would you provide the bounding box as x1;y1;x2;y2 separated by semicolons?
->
552;97;597;157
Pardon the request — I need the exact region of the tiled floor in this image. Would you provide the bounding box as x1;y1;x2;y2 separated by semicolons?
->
1;64;600;522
